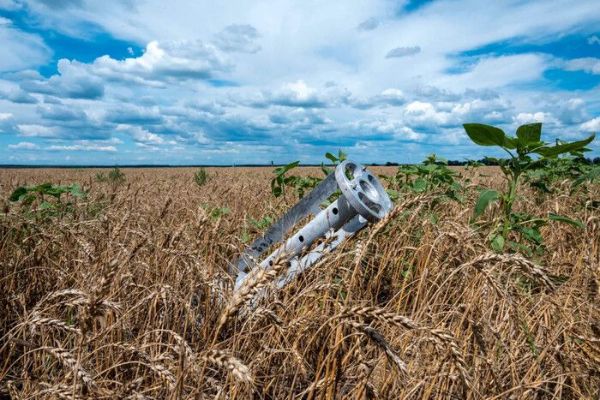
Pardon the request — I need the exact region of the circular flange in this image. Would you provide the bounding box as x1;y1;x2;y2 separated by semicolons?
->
335;160;393;222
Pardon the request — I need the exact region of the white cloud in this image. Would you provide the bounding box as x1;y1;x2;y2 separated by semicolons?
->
513;112;555;126
0;0;21;11
213;24;261;53
580;117;600;132
2;0;600;163
562;57;600;74
251;80;351;108
47;144;117;152
0;22;51;72
116;124;173;145
17;124;58;137
8;141;38;150
588;35;600;45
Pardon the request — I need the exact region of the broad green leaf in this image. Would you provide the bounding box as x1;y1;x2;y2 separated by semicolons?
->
39;201;54;210
519;226;543;244
572;165;600;187
503;136;518;150
21;194;36;206
272;186;283;197
9;187;27;202
473;189;499;219
491;234;505;252
516;123;542;145
548;213;584;228
535;134;595;158
386;189;399;201
325;152;337;163
281;161;300;173
69;185;86;198
338;150;347;161
412;178;427;192
463;123;506;147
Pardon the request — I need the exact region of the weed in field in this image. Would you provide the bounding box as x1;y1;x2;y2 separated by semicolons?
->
463;122;594;253
194;168;208;187
381;154;463;202
8;182;86;219
271;150;347;199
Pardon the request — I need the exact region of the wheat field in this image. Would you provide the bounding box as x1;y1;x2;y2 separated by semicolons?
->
0;167;598;399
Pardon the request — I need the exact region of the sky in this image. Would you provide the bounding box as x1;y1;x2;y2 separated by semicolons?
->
0;0;599;165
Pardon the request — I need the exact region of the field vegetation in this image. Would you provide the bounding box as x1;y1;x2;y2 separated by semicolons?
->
0;127;599;399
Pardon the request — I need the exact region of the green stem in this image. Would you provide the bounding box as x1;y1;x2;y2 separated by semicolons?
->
502;172;520;239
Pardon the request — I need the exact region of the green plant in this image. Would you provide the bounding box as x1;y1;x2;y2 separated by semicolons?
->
194;168;208;187
108;167;126;184
524;155;597;194
463;122;594;253
249;215;274;231
381;154;463;202
271;150;347;199
95;172;107;182
9;183;86;218
202;204;230;220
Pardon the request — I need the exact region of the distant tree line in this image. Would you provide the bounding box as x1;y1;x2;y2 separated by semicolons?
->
378;157;600;167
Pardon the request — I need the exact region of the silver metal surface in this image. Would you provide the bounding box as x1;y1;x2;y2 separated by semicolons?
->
231;172;338;276
232;160;392;291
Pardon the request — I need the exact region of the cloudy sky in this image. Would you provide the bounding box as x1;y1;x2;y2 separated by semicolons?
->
0;0;599;165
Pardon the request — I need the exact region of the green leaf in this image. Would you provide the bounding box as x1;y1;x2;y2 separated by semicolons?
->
548;213;584;228
325;152;338;163
68;184;85;198
503;136;518;150
412;178;427;192
491;234;505;252
21;194;36;206
463;123;507;147
516;123;542;145
39;201;54;210
386;189;399;201
473;189;499;219
535;134;595;158
9;187;27;202
520;226;543;244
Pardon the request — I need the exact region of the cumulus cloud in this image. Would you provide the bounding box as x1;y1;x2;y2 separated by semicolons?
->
351;88;405;109
116;124;174;145
385;46;421;58
0;87;38;103
91;40;230;84
8;141;38;150
580;117;600;132
17;124;59;137
513;112;555;126
250;80;351;108
2;0;600;163
21;60;105;99
213;24;261;53
20;39;232;99
562;57;600;74
354;119;425;141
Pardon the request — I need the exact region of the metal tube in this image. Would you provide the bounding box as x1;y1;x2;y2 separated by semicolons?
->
260;195;357;269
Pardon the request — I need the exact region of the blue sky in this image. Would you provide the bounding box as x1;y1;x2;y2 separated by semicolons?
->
0;0;599;165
